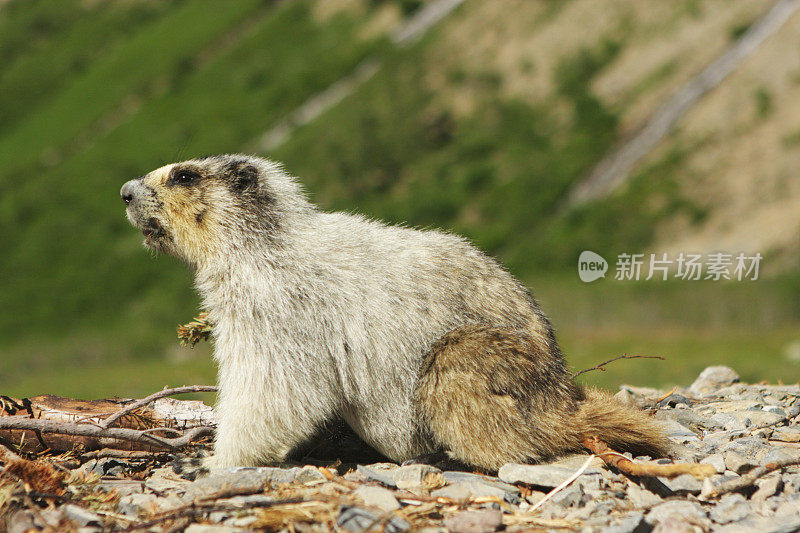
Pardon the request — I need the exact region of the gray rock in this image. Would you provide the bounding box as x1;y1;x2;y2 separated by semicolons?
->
603;512;646;533
656;409;722;432
625;482;663;507
184;467;296;499
723;409;787;429
752;473;783;502
762;446;800;465
185;526;247;533
337;505;409;533
646;501;706;525
548;484;583;507
689;366;739;397
144;466;191;493
724;451;758;474
184;525;247;533
700;454;726;474
354;485;401;512
710;493;750;524
442;509;502;533
658;473;702;495
651;515;707;532
442;472;520;494
432;481;518;504
62;505;102;527
117;493;159;517
656;394;692;408
392;464;441;490
357;465;397;487
660;419;700;442
710;413;748;432
771;426;800;443
96;479;144;496
294;465;327;484
774;493;800;516
498;463;600;488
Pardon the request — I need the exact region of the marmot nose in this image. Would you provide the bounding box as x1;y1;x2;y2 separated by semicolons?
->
121;181;136;205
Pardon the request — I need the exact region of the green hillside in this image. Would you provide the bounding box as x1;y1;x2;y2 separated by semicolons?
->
1;0;798;397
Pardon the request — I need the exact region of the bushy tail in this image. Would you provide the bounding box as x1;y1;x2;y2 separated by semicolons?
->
574;387;672;458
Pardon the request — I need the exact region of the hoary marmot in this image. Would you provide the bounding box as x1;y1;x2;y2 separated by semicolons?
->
120;154;669;471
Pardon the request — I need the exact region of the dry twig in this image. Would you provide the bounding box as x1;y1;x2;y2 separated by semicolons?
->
0;418;213;450
583;437;715;480
101;385;217;429
528;454;596;512
572;354;664;379
701;456;800;499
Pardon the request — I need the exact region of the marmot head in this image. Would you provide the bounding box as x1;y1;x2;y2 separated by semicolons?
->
121;154;309;265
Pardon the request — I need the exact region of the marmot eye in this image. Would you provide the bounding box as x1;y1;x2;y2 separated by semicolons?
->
170;169;199;187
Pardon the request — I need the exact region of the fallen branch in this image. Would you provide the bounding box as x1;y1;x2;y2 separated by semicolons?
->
572;355;664;379
583;436;715;480
0;418;213;451
121;494;308;531
78;449;171;461
101;385;217;429
701;456;800;499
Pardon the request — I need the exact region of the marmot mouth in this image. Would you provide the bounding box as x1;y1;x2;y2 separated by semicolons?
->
141;218;165;239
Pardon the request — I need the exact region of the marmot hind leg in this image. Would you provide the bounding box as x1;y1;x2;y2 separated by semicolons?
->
414;325;671;472
414;324;585;471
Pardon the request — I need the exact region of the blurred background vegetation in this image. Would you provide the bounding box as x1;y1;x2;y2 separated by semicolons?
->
1;0;799;401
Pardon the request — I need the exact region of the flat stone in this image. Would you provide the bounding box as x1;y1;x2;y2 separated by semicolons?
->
392;464;441;490
144;466;191;493
357;465;397;488
771;427;800;443
724;451;758;474
660;419;700;443
337;505;409;533
625;483;663;507
656;409;722;432
710;413;748;432
294;465;326;484
603;512;646;533
548;484;583;507
62;505;102;527
689;366;739;397
700;454;726;474
441;472;520;494
498;463;600;489
96;479;144;496
354;485;401;512
184;467;296;499
762;446;800;465
442;509;502;533
432;481;509;502
646;500;706;525
117;493;159;517
658;473;702;495
710;493;750;524
724;410;787;430
752;473;783;502
184;525;247;533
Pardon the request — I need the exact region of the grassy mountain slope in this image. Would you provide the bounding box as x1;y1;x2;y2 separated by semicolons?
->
0;0;798;396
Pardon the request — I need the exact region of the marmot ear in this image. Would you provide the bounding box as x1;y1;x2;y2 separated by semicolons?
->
228;163;259;194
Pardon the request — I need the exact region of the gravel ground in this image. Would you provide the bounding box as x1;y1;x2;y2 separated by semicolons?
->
2;366;799;532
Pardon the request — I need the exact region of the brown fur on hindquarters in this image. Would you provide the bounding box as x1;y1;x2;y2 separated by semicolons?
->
414;325;671;472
